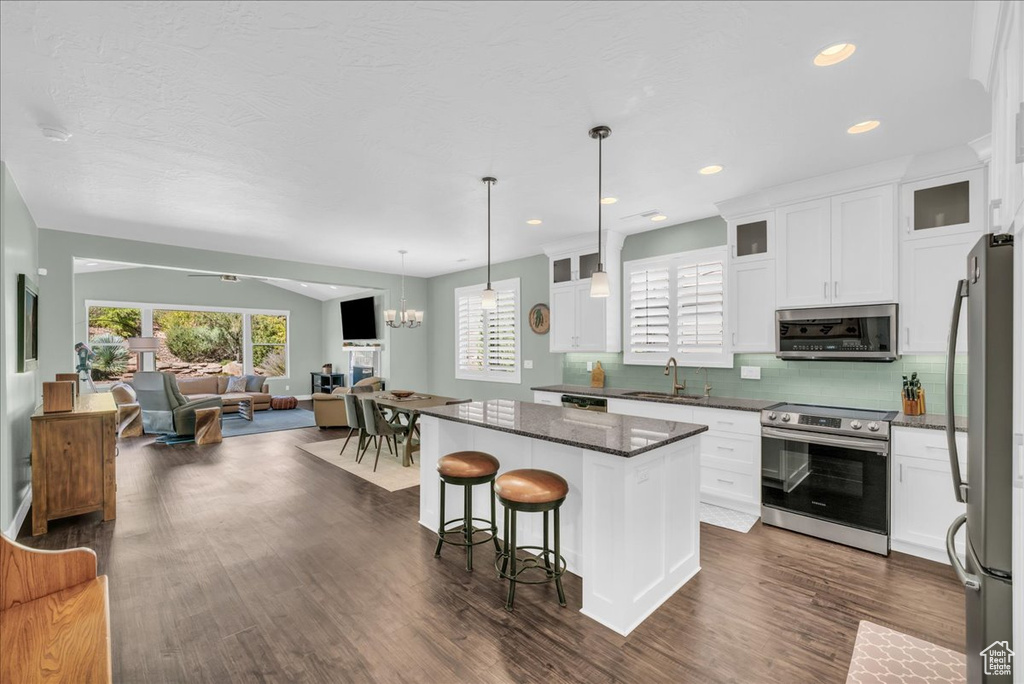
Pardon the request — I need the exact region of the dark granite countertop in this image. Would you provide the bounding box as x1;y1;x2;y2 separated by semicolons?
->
892;413;968;433
531;385;775;413
419;400;708;458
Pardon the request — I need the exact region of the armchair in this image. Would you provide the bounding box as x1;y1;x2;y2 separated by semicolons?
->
311;376;385;428
131;371;223;437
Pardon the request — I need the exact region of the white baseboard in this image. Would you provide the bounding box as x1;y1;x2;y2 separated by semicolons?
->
891;539;958;565
4;490;32;539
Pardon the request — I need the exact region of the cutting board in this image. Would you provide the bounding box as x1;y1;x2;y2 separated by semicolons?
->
591;361;605;388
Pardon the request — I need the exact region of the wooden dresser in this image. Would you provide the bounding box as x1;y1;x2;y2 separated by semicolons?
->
30;393;117;536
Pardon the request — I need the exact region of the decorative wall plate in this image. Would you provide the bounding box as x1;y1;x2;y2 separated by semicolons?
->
528;303;550;334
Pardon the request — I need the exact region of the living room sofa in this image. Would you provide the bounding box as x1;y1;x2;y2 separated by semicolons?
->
176;375;272;414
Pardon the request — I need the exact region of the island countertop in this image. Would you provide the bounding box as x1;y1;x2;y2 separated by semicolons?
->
418;399;707;458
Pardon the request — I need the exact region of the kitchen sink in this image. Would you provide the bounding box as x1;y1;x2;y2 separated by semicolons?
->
623;391;704;403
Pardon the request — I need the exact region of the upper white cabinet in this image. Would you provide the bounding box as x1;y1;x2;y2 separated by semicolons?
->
729;260;775;352
900;232;977;353
544;232;624;354
900;168;986;240
727;212;774;262
775;185;896;309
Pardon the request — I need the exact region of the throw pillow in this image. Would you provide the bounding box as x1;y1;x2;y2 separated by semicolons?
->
244;374;265;392
226;375;248;393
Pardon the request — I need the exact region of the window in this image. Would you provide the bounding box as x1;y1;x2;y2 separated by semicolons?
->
455;278;520;383
251;313;288;377
623;246;731;367
86;306;141;382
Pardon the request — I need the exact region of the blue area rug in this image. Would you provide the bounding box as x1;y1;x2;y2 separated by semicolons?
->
221;407;317;438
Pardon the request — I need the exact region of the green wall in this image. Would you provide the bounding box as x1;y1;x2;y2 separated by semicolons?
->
38;229;430;395
1;163;40;535
425;254;559;401
74;267;324;395
622;215;726;261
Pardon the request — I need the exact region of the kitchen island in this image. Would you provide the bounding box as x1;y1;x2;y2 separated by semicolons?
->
417;399;707;635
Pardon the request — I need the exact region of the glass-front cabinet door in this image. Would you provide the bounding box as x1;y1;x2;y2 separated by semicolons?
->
728;211;774;262
900;167;986;240
552;257;572;284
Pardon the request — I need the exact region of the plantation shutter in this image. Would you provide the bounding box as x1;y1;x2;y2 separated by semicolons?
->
457;292;485;374
676;258;725;354
486;288;517;376
628;265;671;355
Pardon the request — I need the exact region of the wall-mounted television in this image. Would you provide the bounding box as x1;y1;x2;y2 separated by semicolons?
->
340;296;378;341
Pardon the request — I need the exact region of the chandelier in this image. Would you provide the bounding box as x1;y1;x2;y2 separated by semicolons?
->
384;250;423;328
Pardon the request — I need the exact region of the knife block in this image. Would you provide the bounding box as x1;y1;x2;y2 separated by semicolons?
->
901;387;926;416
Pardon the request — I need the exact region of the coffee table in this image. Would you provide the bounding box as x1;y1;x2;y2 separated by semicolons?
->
237;398;253;421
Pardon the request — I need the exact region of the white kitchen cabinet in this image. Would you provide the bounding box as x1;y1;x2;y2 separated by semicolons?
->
729;259;776;352
543;232;624;354
775;198;832;308
533;391;562;406
900;168;987;240
891;427;968;564
830;185;896;304
775;186;896;309
899;231;977;353
728;211;774;262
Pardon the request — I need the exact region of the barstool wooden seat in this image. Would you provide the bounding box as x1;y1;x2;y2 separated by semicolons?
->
433;451;501;571
494;468;568;612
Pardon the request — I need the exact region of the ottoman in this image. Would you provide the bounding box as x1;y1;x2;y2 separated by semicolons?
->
271;395;299;410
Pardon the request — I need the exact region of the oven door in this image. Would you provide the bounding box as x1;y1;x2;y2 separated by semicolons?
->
761;426;889;535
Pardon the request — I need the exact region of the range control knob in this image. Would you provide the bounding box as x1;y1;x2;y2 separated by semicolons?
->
767;412;777;421
850;420;862;430
781;413;791;423
867;422;880;432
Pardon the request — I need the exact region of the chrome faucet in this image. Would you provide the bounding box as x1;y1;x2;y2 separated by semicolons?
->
664;357;686;396
696;367;712;397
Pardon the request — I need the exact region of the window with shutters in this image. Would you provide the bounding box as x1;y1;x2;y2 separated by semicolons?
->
454;278;521;383
623;246;731;367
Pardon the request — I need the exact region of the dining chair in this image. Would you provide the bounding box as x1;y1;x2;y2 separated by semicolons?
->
343;393;386;461
361;398;410;472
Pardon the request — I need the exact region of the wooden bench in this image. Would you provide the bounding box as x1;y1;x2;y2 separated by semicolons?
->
0;534;112;683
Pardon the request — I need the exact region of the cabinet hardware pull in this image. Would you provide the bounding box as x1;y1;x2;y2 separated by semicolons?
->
716;445;734;451
824;281;828;299
906;327;910;346
716;478;735;485
718;420;734;425
834;281;839;298
899;463;903;483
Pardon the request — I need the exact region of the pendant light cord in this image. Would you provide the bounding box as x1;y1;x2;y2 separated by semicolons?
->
597;134;603;269
486;179;492;289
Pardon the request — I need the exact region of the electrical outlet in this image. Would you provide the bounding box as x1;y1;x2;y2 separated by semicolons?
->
523;360;533;369
740;366;761;380
285;385;290;390
636;468;650;484
586;361;593;371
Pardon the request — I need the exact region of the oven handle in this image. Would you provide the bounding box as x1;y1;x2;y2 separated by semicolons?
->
761;426;888;455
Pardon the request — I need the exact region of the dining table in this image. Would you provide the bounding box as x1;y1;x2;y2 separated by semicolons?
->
367;391;469;467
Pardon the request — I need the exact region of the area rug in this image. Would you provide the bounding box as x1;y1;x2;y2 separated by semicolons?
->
846;620;965;684
221;407;317;438
699;502;759;533
297;436;421;492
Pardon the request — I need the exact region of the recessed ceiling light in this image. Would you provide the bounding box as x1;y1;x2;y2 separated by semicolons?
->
600;197;618;205
329;285;338;290
651;215;668;222
814;42;856;67
699;165;723;175
526;219;542;225
847;120;880;134
86;262;98;266
41;126;71;142
299;283;308;287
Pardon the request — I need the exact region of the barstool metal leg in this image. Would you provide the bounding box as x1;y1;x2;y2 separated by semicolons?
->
505;509;517;611
464;484;473;572
500;504;509;577
554;506;566;607
434;480;445;558
543;510;552;577
490;481;501;553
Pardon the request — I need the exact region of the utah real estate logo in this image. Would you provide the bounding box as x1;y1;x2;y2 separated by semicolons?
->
980;641;1014;677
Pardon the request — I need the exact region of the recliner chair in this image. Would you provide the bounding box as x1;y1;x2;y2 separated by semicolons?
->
131;371;224;438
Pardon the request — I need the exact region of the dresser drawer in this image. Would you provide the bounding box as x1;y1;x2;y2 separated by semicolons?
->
701;465;756;503
691;407;760;436
701;432;757;468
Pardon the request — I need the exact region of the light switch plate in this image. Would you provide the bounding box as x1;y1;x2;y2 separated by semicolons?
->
523;360;533;369
586;361;593;371
741;366;761;380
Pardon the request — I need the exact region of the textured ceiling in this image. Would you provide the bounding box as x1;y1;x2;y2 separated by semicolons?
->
1;1;988;277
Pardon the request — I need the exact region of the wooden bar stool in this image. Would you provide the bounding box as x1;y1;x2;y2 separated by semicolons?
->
433;451;501;571
494;469;568;612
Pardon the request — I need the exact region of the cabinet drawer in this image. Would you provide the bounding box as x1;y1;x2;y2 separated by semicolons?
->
701;433;757;467
892;426;968;462
607;399;693;423
701;466;755;502
691;407;760;436
533;392;561;406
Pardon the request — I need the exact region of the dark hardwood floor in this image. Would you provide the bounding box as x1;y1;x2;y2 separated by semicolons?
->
18;425;965;684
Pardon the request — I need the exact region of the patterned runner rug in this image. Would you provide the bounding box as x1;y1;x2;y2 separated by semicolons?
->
846;620;965;684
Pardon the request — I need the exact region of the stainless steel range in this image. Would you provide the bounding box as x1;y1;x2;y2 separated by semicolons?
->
760;403;897;555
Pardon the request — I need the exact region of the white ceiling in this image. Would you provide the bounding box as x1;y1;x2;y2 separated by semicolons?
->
2;1;988;277
72;257;371;301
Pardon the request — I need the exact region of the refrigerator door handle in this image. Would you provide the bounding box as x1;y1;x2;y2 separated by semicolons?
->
946;278;969;504
946;514;980;591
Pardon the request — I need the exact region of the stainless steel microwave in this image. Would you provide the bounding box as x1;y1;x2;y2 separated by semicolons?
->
776;304;899;361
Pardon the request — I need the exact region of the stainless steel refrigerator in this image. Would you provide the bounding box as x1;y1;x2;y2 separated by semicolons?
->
946;232;1015;683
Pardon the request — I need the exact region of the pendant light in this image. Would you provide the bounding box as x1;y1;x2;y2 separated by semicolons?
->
481;176;498;310
384;250;423;328
589;125;611;297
